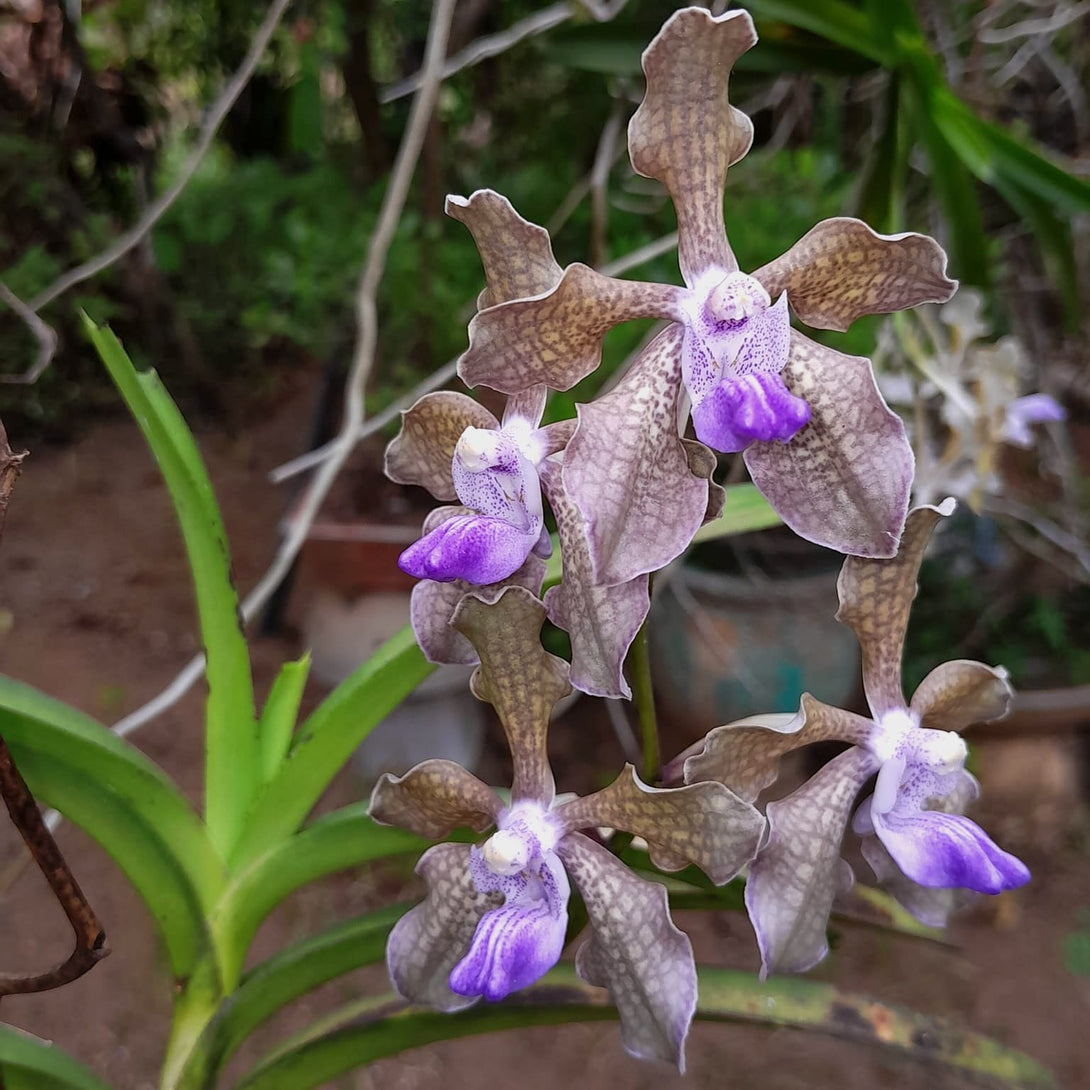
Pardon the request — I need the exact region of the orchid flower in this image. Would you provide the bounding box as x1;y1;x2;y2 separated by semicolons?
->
668;501;1028;976
388;191;718;695
369;586;765;1068
385;192;568;665
457;7;955;580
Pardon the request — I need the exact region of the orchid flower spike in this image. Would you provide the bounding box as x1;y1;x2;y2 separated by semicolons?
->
369;587;765;1069
669;501;1028;977
388;191;711;696
457;7;955;579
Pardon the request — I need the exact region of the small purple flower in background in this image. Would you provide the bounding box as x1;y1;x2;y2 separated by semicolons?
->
668;500;1028;976
457;7;956;570
1001;393;1065;449
369;586;765;1068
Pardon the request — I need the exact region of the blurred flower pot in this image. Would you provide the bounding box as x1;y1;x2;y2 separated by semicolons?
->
296;519;486;784
650;534;859;736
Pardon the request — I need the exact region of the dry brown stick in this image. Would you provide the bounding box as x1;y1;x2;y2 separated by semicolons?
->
0;420;108;997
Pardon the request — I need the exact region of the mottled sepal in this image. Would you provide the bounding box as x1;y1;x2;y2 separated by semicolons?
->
459;264;684;395
745;747;879;976
369;759;499;839
558;833;697;1071
539;459;649;699
452;586;570;803
837;499;956;717
562;326;710;585
752;219;957;333
745;332;914;559
680;696;873;802
446;190;562;307
629;7;756;284
386;844;500;1011
910;660;1012;732
385;391;499;501
556;765;763;884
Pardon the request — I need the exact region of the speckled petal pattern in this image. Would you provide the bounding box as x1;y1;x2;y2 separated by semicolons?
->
539;459;650;699
680;694;874;802
446;190;563;308
452;587;571;804
562;325;709;586
752;218;956;332
369;759;499;839
556;764;763;884
384;391;499;501
836;500;955;718
744;332;914;560
745;746;879;976
459;264;685;394
385;843;500;1011
558;832;697;1071
628;7;757;284
909;659;1013;732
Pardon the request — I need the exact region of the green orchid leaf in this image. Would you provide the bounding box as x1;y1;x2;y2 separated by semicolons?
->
82;314;259;858
0;677;224;911
181;905;409;1086
5;742;212;977
0;1024;115;1090
234;966;1053;1090
229;628;433;865
902;80;989;288
216;803;427;987
743;0;886;63
258;654;311;782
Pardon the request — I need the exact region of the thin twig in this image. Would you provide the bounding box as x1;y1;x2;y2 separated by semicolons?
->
380;3;572;104
0;0;294;383
267;231;679;484
589;103;624;268
0;420;108;996
107;0;456;743
0;283;58;385
978;0;1090;43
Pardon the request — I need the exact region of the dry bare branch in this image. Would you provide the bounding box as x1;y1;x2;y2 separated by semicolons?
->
0;0;294;383
0;420;108;996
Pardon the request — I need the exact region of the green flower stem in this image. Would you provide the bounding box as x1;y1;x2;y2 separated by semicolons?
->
629;615;659;783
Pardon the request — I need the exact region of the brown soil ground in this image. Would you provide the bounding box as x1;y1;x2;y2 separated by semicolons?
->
0;374;1088;1090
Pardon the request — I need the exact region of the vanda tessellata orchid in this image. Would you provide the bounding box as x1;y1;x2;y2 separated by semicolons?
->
388;190;722;697
668;501;1029;976
457;6;956;579
369;587;765;1068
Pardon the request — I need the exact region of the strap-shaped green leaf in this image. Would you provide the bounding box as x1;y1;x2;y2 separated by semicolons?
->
743;0;886;63
179;905;408;1088
3;741;212;977
230;627;433;865
0;677;224;911
83;315;258;858
0;1024;115;1090
216;803;426;987
258;654;311;782
235;966;1054;1090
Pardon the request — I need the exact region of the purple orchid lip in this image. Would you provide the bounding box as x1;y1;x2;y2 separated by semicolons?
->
450;812;571;1001
690;371;810;452
399;421;546;586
